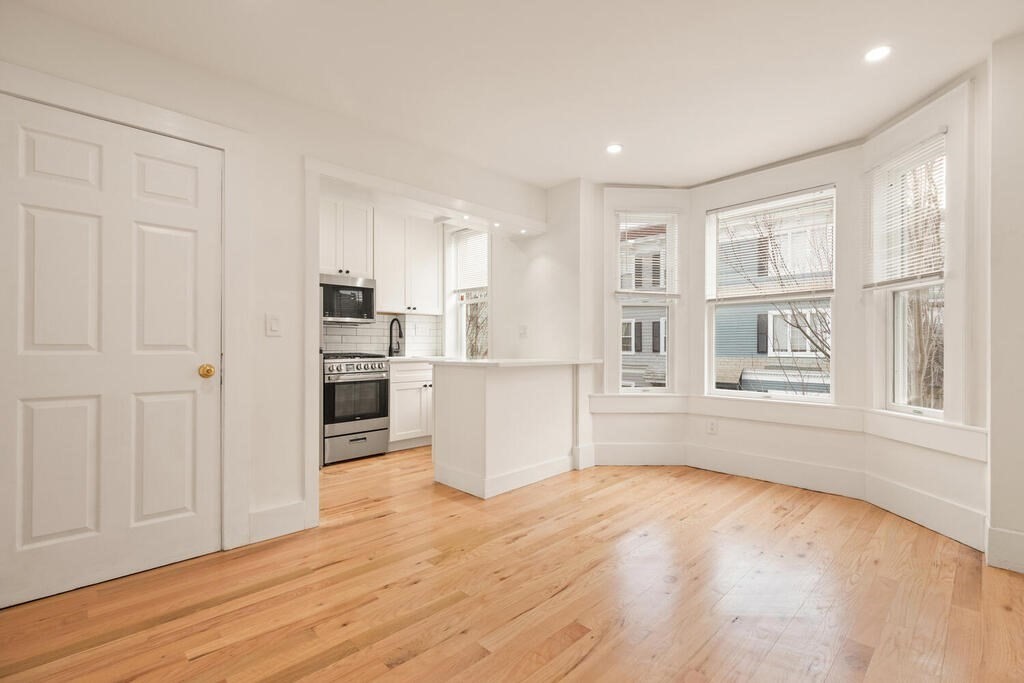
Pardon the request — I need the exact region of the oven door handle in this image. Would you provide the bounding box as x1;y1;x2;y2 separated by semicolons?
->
326;372;389;383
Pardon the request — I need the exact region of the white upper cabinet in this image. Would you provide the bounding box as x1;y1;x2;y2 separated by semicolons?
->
373;208;406;313
319;198;373;278
373;213;442;315
404;217;442;315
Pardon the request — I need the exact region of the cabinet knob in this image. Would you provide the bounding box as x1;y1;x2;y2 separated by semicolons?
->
422;384;428;388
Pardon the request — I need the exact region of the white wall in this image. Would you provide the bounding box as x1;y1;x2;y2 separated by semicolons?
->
988;32;1024;572
0;2;547;545
490;178;602;360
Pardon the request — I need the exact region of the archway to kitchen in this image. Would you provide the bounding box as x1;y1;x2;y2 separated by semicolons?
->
302;157;544;524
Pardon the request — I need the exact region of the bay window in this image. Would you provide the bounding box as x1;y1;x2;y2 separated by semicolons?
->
707;187;835;399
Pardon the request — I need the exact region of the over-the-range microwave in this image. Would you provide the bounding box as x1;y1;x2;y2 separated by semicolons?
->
320;274;375;324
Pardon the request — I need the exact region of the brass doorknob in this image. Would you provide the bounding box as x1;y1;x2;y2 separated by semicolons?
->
198;363;216;379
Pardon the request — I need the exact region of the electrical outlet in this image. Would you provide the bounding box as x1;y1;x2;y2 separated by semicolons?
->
519;325;528;339
706;419;718;435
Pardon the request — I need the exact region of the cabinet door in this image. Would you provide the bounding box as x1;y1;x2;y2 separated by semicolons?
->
339;201;373;278
319;198;339;274
404;217;442;315
390;381;429;441
372;208;406;313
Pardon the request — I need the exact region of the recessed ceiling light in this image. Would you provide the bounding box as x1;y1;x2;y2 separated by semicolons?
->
493;222;501;228
864;45;892;63
519;229;527;234
606;143;623;155
462;215;470;220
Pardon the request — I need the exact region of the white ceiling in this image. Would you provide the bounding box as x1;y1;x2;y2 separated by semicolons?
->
21;0;1024;188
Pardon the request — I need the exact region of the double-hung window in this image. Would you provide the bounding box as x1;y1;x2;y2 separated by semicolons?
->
451;229;489;359
707;187;835;399
866;134;946;415
617;212;678;392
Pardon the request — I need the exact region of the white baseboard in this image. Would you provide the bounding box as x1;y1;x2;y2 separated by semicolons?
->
594;442;686;465
687;444;864;499
573;443;596;470
485;455;573;498
388;435;431;452
865;474;986;550
248;500;307;544
987;526;1024;572
433;462;485;498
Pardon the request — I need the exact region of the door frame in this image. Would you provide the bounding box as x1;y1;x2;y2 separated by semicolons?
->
0;60;252;549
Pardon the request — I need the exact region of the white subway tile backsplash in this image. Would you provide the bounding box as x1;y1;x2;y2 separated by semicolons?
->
321;313;441;356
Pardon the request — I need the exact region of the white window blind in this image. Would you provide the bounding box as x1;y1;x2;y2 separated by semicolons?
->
617;212;677;295
453;229;489;291
865;134;946;288
708;187;835;301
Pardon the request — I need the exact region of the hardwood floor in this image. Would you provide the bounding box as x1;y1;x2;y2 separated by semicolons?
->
1;447;1022;681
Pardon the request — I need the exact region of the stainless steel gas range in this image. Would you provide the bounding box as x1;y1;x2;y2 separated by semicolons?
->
321;353;390;465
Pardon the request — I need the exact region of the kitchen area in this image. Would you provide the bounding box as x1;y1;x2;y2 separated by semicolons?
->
312;167;598;504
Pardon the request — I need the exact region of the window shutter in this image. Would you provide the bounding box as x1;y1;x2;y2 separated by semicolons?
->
756;313;768;354
634;323;643;354
652;320;661;353
864;134;946;288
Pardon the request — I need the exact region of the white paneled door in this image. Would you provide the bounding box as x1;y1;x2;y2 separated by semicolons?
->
0;94;223;607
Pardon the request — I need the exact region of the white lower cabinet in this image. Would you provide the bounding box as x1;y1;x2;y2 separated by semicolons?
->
390;367;433;442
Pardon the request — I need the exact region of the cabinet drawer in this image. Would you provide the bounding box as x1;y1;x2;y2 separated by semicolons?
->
390;363;433;383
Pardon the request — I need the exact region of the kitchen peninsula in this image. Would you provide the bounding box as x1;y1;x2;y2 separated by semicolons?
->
430;358;601;498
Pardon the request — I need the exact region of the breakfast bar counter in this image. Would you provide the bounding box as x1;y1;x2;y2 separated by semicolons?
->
430;358;601;499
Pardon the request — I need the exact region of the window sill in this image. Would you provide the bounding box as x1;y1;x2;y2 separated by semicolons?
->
863;409;987;462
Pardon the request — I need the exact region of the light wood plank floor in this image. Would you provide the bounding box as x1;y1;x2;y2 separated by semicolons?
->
1;447;1023;681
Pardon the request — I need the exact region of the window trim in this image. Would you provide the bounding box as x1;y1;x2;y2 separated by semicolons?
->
705;185;836;404
766;308;827;357
659;316;667;355
621;318;636;354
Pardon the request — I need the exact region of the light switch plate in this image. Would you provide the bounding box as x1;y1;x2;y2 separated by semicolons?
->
265;313;282;337
519;325;528;339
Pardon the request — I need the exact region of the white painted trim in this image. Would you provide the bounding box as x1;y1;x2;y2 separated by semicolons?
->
249;501;307;544
485;455;573;498
388;436;432;452
690;395;864;432
687;444;865;499
589;394;689;414
303;168;321;530
434;462;485;498
0;60;254;550
865;474;986;549
594;443;686;466
863;409;987;462
590;394;987;460
573;444;596;470
987;526;1024;573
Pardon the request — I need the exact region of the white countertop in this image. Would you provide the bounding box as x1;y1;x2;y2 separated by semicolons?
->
430;358;603;368
387;356;451;363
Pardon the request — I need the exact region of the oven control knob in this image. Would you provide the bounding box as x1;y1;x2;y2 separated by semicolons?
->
376;363;383;370
358;363;365;370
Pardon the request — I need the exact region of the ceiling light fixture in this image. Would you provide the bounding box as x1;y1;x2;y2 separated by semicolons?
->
494;222;501;228
606;143;623;155
462;215;470;220
864;45;892;63
520;229;527;234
